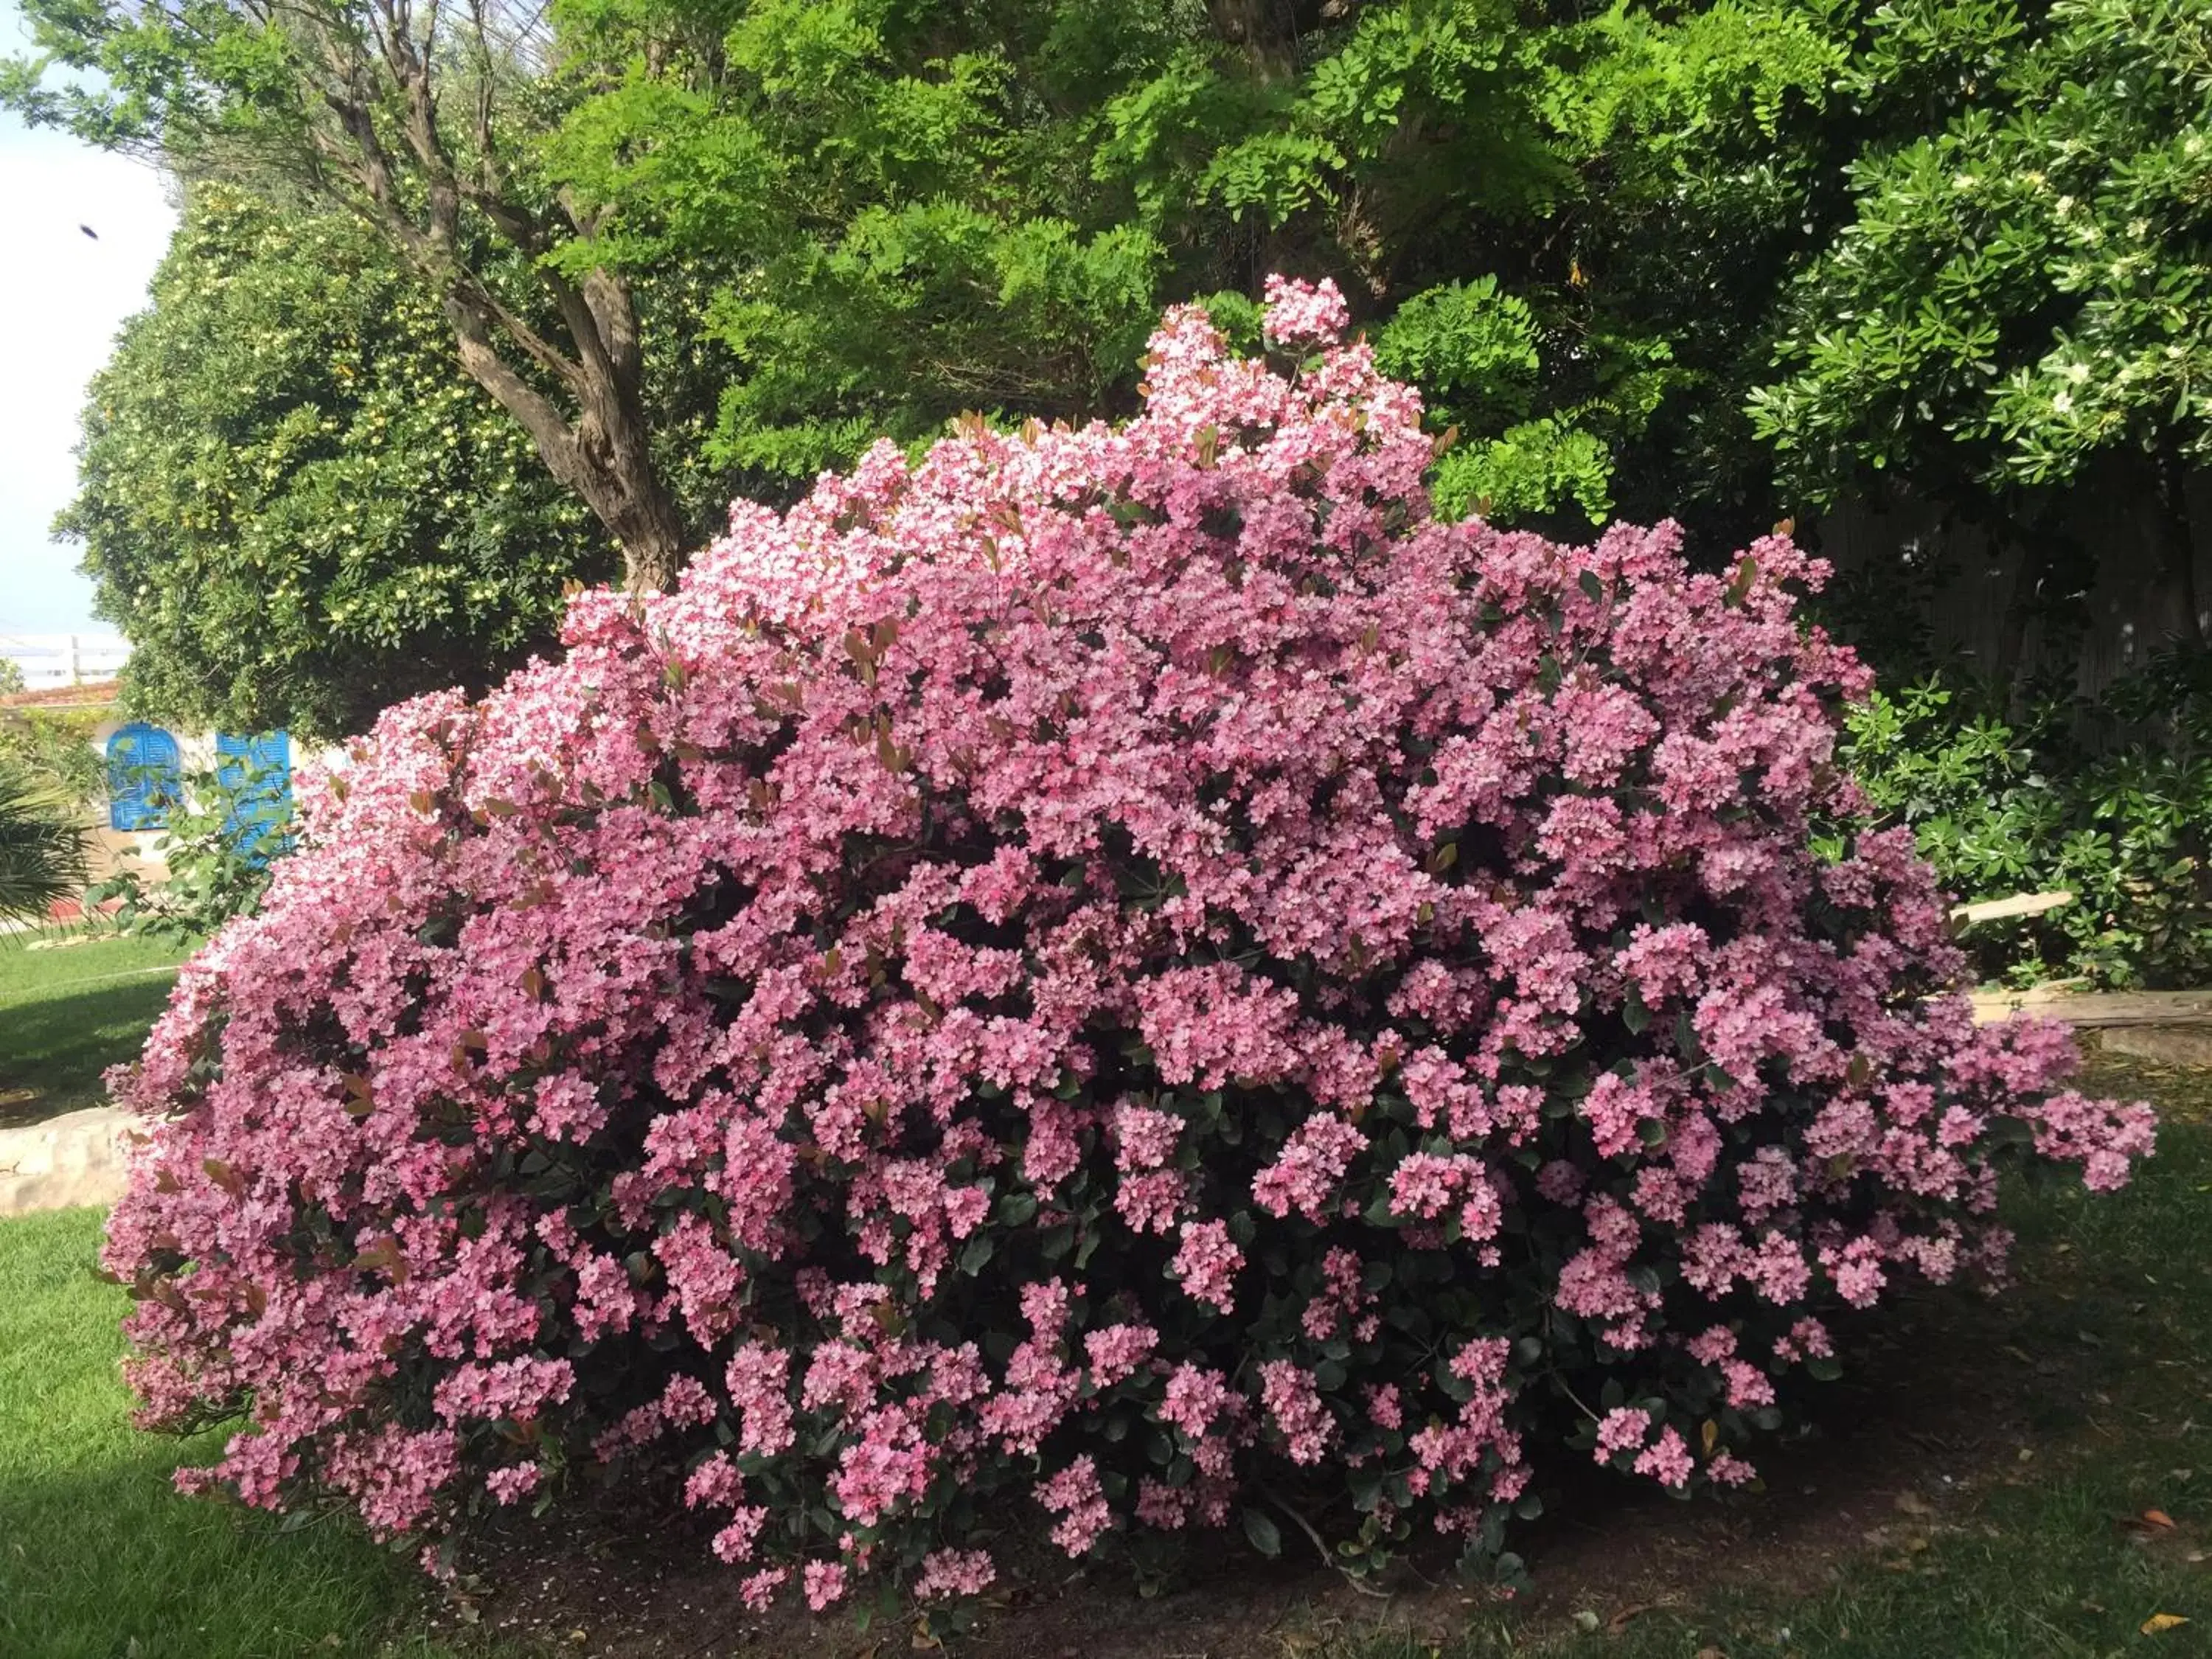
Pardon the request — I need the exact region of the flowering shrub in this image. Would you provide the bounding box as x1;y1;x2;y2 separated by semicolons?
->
104;279;2153;1610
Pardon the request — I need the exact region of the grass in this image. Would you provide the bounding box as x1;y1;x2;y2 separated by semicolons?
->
0;1206;463;1659
0;929;193;1122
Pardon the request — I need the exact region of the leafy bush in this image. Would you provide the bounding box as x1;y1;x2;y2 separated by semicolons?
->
103;282;2151;1616
1843;653;2212;989
0;705;105;806
91;755;296;944
60;188;625;737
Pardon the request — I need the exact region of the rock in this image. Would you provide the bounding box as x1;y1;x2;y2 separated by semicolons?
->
0;1105;136;1215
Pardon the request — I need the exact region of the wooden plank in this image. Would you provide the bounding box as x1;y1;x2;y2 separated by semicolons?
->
1969;989;2212;1028
1950;890;2074;924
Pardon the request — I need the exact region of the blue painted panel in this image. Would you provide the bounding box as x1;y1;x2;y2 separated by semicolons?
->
214;729;293;863
106;723;181;830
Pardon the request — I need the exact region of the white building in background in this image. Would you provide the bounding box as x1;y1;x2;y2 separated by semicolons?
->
0;633;132;691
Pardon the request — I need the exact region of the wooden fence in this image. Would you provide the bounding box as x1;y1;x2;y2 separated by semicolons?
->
1813;460;2211;706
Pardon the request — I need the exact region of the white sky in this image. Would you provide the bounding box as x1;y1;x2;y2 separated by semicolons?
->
0;0;175;636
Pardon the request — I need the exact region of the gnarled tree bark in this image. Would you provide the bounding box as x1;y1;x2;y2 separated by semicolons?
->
296;0;687;591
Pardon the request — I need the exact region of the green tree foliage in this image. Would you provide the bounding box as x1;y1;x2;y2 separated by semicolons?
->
21;0;2203;566
24;0;1855;739
544;0;1810;526
63;188;619;736
4;0;703;586
1533;0;1863;539
1842;653;2212;987
1751;0;2212;642
0;709;105;808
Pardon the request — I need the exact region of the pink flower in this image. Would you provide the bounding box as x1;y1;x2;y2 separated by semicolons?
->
1594;1407;1652;1461
1261;274;1352;346
1259;1359;1336;1464
913;1548;996;1601
484;1464;540;1505
712;1508;769;1565
1113;1103;1183;1172
1036;1456;1113;1557
1252;1113;1366;1220
1135;1478;1192;1530
684;1453;744;1512
1084;1322;1159;1388
804;1559;850;1610
1170;1219;1244;1314
94;274;2147;1614
1159;1363;1235;1439
1707;1451;1758;1486
1633;1427;1694;1489
1365;1383;1404;1431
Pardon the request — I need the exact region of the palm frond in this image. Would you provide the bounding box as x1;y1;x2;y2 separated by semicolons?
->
0;765;94;927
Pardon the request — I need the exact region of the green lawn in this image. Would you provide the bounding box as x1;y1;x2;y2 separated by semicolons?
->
0;931;193;1124
0;1206;462;1659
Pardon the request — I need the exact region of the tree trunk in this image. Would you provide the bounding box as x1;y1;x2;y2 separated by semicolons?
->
1993;517;2049;700
1208;0;1302;81
2152;445;2205;650
568;406;688;594
306;10;693;594
442;281;688;594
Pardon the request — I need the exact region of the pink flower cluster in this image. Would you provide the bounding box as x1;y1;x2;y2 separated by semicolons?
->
102;278;2152;1607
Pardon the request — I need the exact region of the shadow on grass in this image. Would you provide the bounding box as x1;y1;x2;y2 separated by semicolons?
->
0;964;182;1127
0;1461;445;1659
0;1206;459;1659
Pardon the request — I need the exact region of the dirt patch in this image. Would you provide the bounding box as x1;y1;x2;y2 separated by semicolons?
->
422;1295;2087;1659
0;1088;45;1132
422;1054;2194;1658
